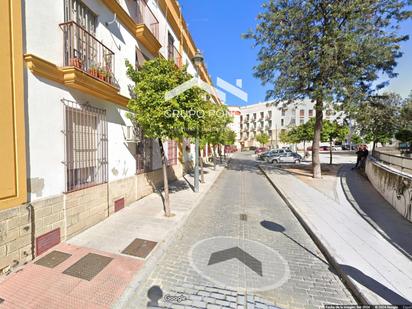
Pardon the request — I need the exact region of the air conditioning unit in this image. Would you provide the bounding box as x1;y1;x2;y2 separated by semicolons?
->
124;126;140;143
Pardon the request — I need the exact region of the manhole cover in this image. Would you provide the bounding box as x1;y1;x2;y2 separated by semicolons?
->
122;238;157;259
35;250;71;268
63;253;112;281
189;236;290;291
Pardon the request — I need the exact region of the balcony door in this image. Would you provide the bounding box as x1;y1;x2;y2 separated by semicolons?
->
63;0;98;71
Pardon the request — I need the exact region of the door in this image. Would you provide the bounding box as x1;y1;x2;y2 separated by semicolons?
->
0;0;26;209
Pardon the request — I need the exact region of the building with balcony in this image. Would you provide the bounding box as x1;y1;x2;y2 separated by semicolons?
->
230;100;341;149
0;0;214;271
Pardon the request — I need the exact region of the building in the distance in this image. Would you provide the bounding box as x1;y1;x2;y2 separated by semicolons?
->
229;100;341;149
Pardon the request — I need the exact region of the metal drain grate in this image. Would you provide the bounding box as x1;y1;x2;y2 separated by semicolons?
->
63;253;112;281
35;250;72;268
240;213;247;221
122;238;157;259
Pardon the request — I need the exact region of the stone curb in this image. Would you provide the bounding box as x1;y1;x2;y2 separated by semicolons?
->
258;165;368;306
113;162;228;308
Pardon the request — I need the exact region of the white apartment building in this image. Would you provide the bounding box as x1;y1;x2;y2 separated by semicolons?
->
231;100;339;148
1;0;213;271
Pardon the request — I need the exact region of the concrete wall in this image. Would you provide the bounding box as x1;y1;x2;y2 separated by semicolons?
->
365;159;412;223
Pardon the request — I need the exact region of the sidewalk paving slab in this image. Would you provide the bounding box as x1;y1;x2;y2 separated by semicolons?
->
0;163;226;308
339;164;412;259
260;165;412;305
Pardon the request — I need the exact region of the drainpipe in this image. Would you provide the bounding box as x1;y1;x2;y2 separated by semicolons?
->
26;203;35;260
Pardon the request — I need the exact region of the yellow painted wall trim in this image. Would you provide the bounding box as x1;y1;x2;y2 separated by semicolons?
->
24;54;129;108
158;0;213;86
100;0;136;35
135;24;162;55
24;54;63;83
0;0;27;210
100;0;161;56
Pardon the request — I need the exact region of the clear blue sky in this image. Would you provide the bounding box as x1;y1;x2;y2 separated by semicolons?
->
179;0;412;106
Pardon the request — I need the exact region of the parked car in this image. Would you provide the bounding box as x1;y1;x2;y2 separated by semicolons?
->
225;145;238;153
255;147;268;154
264;149;292;162
258;150;276;160
271;152;302;164
249;146;257;151
332;145;342;151
342;144;358;150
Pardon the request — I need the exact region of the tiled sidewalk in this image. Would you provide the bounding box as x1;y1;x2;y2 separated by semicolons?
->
0;164;226;308
260;165;412;305
0;243;142;308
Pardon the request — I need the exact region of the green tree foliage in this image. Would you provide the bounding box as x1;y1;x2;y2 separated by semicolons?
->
256;132;270;146
322;120;350;164
350;134;363;145
246;0;411;178
199;102;233;172
222;129;237;146
126;57;206;216
352;93;402;150
400;91;412;129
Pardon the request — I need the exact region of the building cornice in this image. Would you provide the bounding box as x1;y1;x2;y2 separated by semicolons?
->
24;54;129;107
100;0;162;56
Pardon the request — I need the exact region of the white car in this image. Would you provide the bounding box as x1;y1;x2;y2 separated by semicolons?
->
333;146;343;151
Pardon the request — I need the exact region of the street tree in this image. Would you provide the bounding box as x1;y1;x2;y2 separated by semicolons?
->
395;129;412;152
400;91;412;129
126;57;206;217
199;101;232;176
322;120;350;164
246;0;411;178
256;132;270;146
352;93;402;151
350;134;363;146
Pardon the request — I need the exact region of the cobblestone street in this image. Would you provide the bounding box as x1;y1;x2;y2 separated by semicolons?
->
127;153;355;308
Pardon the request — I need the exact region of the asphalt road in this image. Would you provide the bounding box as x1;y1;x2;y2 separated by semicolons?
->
130;152;355;309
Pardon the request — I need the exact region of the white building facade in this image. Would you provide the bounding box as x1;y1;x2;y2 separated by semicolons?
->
230;100;340;149
0;0;213;271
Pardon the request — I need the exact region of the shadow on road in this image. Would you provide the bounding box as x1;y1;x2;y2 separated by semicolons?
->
339;264;412;305
260;220;330;266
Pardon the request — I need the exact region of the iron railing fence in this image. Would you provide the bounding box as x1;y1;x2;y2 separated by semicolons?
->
62;99;108;192
60;21;119;88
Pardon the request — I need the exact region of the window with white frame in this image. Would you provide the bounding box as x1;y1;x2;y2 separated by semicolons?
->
63;99;108;192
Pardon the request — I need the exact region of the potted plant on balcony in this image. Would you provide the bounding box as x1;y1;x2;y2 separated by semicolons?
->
88;64;98;78
97;67;106;81
69;57;83;69
105;71;113;84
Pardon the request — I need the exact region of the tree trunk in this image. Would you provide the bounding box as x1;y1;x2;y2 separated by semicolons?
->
158;139;171;217
200;148;205;183
303;140;306;158
373;140;376;151
329;139;333;165
312;99;323;178
212;145;216;170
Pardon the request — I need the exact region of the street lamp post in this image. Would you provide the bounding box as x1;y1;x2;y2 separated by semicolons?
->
191;49;204;193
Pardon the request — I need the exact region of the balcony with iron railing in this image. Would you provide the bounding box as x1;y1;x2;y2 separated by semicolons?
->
60;21;119;89
168;45;182;67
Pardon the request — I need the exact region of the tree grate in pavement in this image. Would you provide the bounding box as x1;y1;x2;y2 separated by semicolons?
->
62;253;112;281
240;213;247;221
34;250;72;268
121;238;157;259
